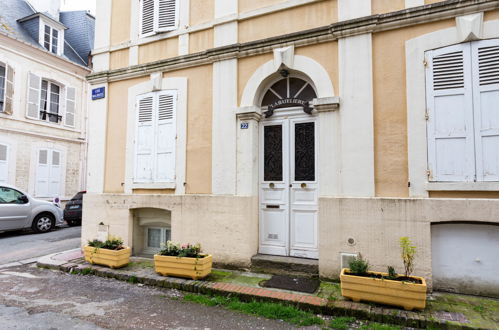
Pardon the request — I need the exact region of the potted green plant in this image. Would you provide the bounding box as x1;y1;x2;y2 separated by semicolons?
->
154;241;212;280
340;237;427;311
84;236;131;269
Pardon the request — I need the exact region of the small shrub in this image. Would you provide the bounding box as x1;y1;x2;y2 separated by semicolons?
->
399;237;416;277
386;266;397;280
349;254;369;275
87;236;124;250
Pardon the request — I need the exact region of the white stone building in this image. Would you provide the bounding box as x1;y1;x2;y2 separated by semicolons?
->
0;0;94;200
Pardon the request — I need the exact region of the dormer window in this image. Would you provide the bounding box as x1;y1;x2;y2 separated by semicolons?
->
43;25;59;54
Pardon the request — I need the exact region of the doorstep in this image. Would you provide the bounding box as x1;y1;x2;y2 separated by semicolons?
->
37;252;498;330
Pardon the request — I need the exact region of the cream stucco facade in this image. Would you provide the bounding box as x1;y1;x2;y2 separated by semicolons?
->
86;0;499;297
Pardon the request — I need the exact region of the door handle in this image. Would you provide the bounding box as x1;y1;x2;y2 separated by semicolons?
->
269;182;275;188
301;183;307;188
266;205;280;209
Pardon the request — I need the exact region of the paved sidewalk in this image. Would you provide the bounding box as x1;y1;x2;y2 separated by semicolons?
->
38;249;499;330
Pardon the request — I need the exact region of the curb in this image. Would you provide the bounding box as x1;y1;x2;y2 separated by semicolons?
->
37;260;486;330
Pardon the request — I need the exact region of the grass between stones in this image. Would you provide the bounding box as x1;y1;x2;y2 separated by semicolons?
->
183;294;324;326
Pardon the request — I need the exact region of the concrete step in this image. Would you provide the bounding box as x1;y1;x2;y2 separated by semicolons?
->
250;254;319;278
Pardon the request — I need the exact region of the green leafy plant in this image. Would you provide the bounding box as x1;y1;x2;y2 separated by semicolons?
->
386;266;397;280
158;241;203;258
348;254;369;275
400;237;416;277
87;236;124;250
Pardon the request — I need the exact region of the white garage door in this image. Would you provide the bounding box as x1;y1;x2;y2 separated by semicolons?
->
432;223;499;298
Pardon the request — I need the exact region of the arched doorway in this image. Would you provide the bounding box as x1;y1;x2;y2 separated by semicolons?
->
258;74;319;259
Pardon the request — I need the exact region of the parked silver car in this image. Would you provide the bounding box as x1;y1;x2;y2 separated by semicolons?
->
0;184;64;233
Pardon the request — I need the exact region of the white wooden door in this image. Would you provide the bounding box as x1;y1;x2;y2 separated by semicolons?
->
35;149;61;198
0;144;8;184
259;113;318;259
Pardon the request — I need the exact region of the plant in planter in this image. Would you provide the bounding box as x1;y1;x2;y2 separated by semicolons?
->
83;236;131;269
154;241;212;280
340;237;427;311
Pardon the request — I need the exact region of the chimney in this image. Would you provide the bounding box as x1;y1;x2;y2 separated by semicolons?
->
28;0;62;20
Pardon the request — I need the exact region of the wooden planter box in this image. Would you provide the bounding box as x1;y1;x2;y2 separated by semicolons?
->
340;268;427;311
83;246;131;269
154;254;212;280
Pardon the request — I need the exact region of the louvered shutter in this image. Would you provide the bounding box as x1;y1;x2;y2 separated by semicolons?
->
155;91;176;182
141;0;155;36
65;86;76;127
426;44;475;181
35;149;49;197
27;73;41;119
157;0;178;32
135;95;155;182
0;144;8;184
4;65;14;115
472;39;499;181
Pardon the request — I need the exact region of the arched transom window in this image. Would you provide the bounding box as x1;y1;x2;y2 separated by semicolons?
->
261;77;317;107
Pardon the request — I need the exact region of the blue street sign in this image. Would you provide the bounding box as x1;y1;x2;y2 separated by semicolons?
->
92;87;105;100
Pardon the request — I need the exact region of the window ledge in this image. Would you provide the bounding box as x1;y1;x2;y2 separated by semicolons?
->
131;182;176;190
426;182;499;191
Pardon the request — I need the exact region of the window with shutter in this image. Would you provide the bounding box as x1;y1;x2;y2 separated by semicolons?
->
0;65;5;112
426;38;499;183
140;0;178;37
134;91;177;184
4;64;14;115
27;73;41;119
472;40;499;181
426;44;475;182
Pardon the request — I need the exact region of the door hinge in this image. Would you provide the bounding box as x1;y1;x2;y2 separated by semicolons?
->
425;109;429;121
426;169;433;180
423;59;428;67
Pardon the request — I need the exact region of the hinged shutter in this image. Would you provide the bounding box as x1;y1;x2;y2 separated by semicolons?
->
135;95;155;182
4;65;14;115
65;86;76;127
472;39;499;181
35;149;49;197
49;150;61;197
425;44;475;181
157;0;178;32
141;0;155;36
155;91;176;182
27;73;41;119
0;144;8;184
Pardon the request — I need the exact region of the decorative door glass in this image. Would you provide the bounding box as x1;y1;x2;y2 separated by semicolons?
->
264;125;283;181
294;122;315;181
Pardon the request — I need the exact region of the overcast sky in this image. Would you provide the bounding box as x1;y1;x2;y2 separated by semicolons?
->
61;0;96;15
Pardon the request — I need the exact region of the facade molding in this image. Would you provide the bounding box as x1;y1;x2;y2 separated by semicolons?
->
406;18;499;197
88;0;499;84
312;97;340;112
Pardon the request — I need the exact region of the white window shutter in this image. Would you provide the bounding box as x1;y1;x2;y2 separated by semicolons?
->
471;39;499;181
27;72;41;119
155;91;176;182
135;95;155;183
0;144;8;184
141;0;155;36
157;0;178;32
426;44;475;182
65;86;76;127
4;65;14;115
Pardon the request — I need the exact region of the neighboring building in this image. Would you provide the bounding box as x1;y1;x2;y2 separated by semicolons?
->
0;0;94;200
85;0;499;297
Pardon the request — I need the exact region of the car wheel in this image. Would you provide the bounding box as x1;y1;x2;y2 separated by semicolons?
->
32;213;55;233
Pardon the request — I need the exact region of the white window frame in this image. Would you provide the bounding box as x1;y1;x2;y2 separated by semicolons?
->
38;18;64;56
144;226;171;255
139;0;180;38
39;79;62;124
125;76;187;193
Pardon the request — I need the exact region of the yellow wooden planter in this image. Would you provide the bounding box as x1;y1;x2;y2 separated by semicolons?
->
83;246;131;269
340;268;427;311
154;254;212;280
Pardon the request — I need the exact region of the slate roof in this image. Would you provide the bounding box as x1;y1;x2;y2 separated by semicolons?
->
0;0;94;67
